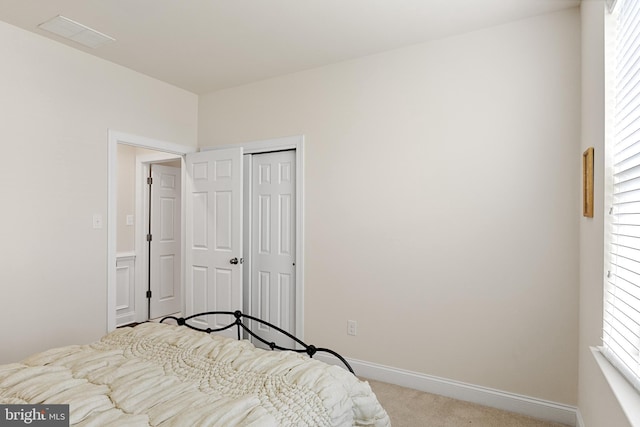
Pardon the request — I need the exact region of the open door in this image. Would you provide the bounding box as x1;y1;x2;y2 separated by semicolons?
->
149;163;182;319
185;147;243;338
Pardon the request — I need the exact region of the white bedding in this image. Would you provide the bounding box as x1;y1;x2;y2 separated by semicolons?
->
0;323;390;426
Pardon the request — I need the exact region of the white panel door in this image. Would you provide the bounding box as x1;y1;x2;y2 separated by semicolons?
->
149;164;182;319
251;150;296;348
186;148;243;338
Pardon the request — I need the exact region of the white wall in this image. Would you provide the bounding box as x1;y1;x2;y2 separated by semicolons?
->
199;9;580;404
116;146;176;254
578;1;631;426
117;144;137;253
0;20;197;363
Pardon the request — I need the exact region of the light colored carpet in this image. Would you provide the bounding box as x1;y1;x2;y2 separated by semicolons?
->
366;379;570;427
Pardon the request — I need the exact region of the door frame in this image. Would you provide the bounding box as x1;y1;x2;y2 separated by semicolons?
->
202;135;305;340
107;130;195;332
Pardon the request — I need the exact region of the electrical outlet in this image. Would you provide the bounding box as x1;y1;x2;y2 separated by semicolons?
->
347;320;357;336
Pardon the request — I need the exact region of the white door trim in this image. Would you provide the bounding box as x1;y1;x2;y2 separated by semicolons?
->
107;130;195;332
202;135;305;341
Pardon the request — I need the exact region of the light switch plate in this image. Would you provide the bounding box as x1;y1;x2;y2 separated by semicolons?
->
93;214;103;229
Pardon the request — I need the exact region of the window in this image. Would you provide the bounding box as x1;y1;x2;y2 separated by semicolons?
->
603;0;640;393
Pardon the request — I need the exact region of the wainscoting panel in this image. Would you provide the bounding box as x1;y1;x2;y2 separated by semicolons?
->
116;253;136;327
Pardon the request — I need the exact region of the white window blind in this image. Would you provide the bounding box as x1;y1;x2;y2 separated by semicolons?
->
604;0;640;393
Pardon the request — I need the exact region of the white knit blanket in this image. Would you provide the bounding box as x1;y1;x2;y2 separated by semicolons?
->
0;323;390;426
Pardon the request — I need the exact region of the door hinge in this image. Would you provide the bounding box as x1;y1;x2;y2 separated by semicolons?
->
147;177;153;185
147;234;152;242
146;290;152;299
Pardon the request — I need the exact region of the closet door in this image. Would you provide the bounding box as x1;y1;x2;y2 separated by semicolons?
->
250;150;296;348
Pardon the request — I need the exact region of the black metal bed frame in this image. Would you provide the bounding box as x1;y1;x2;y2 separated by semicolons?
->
160;310;354;374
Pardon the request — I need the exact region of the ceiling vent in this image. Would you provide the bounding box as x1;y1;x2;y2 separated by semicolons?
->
37;15;115;49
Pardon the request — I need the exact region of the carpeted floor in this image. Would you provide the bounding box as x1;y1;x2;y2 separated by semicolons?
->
367;379;570;427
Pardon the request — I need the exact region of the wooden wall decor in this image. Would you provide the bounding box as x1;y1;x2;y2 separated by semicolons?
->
583;147;594;218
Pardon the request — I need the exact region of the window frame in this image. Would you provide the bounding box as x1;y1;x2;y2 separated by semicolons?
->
602;0;640;396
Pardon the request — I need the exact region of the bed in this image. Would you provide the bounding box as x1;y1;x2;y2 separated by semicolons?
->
0;311;390;426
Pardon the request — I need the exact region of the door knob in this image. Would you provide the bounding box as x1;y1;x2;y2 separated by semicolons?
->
230;257;243;265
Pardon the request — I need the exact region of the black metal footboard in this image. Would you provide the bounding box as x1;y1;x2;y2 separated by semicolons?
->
160;310;354;374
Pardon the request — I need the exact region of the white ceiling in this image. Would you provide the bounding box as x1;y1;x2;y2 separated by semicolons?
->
0;0;580;94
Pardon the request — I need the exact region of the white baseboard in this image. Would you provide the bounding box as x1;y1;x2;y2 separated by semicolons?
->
576;409;585;427
315;354;577;427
